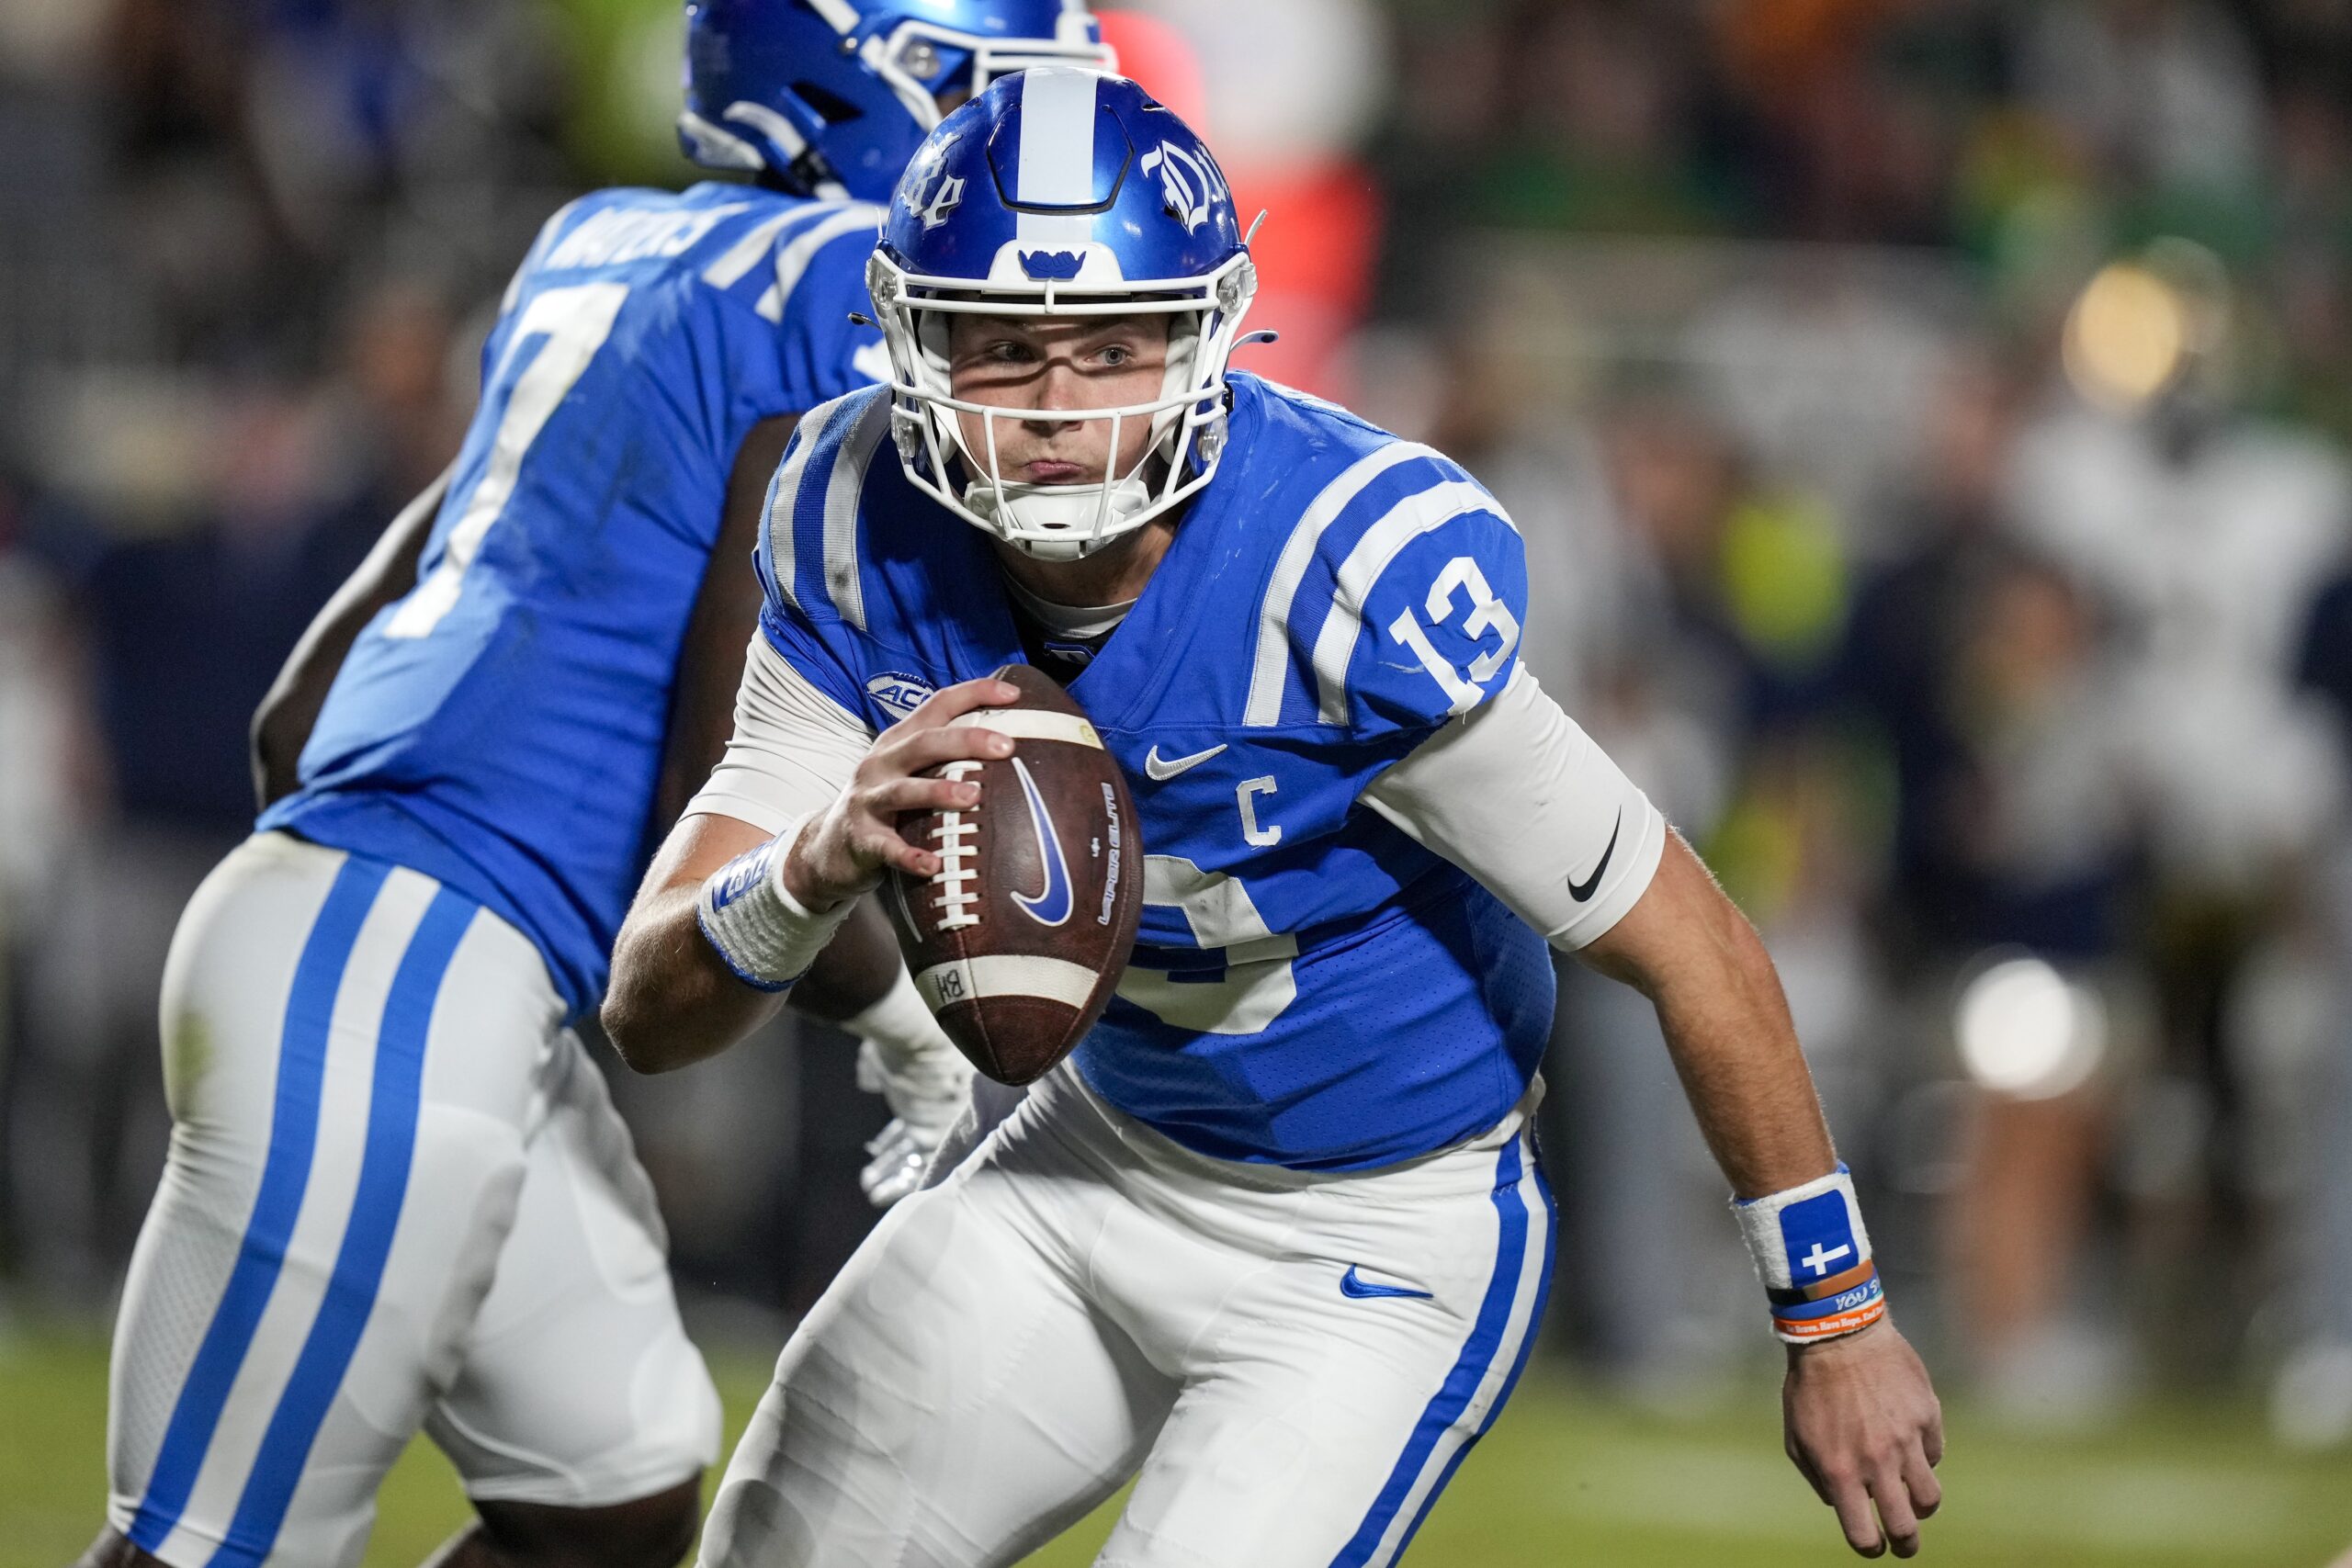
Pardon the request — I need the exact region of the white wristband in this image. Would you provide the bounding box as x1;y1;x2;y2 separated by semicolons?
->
695;820;854;992
1732;1164;1887;1345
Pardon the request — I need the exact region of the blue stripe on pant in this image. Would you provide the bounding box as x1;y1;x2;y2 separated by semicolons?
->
1387;1145;1558;1562
129;856;393;1552
1329;1131;1545;1568
207;886;477;1568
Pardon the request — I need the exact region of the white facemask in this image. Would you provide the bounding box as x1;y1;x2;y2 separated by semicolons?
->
872;248;1258;558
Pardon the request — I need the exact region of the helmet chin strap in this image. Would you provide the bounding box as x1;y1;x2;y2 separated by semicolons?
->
960;472;1157;559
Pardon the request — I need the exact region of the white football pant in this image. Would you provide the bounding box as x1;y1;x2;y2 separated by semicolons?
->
702;1063;1555;1568
107;833;719;1568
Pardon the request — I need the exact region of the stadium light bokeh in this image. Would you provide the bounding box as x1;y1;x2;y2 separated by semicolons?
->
1954;954;2109;1102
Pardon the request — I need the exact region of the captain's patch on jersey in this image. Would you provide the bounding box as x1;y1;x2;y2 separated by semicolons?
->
753;374;1564;1169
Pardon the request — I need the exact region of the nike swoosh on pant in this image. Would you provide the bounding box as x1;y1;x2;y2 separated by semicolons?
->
1340;1265;1435;1301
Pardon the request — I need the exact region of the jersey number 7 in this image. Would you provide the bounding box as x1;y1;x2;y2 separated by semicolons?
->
387;282;630;639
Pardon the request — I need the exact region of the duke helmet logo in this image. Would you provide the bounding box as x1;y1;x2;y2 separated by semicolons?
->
1140;141;1226;234
913;170;966;230
903;133;966;230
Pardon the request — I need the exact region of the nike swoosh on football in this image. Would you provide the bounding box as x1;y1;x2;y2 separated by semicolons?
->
1143;742;1227;781
1340;1265;1434;1302
1009;756;1074;927
1567;809;1623;903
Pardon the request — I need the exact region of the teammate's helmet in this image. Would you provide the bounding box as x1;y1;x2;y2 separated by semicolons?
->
869;69;1258;559
680;1;1114;203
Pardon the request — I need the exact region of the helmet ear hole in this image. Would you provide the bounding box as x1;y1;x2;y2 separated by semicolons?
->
792;82;865;125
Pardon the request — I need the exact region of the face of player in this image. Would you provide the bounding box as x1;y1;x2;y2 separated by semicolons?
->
944;314;1170;488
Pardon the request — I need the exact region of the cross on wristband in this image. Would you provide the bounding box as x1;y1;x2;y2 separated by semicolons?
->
1733;1164;1888;1346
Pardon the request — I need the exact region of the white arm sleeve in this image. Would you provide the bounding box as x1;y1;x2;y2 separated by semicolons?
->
1362;664;1667;951
684;633;875;836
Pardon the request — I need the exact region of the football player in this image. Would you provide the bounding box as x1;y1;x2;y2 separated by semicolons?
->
76;8;1111;1568
608;70;1944;1567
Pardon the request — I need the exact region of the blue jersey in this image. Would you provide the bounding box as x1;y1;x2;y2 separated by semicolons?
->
262;182;886;1015
762;374;1556;1169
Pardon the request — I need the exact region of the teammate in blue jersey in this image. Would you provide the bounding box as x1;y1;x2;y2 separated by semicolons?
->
76;9;1113;1568
610;71;1945;1567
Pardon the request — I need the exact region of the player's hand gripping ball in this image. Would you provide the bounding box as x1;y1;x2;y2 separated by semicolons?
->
886;665;1143;1085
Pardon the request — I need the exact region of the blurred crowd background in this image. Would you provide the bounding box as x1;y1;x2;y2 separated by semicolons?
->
6;0;2352;1457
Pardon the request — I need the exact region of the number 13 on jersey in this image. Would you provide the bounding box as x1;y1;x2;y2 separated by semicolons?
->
1385;554;1521;716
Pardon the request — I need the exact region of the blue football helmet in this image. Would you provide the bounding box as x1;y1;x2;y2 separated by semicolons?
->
680;1;1114;203
868;69;1259;559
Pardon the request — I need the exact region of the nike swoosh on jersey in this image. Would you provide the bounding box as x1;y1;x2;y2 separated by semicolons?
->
1340;1265;1434;1301
1010;756;1074;927
1143;742;1228;781
1567;809;1623;902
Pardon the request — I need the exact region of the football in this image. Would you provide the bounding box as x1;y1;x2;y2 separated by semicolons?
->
885;663;1144;1085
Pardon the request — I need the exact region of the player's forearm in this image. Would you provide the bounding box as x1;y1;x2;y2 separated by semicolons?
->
605;815;790;1072
1577;831;1838;1198
1366;678;1832;1190
605;881;786;1073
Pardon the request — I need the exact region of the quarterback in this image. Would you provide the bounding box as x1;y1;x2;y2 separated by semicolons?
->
76;7;1113;1568
608;70;1944;1566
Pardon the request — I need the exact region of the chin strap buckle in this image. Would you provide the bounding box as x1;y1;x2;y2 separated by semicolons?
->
890;407;925;466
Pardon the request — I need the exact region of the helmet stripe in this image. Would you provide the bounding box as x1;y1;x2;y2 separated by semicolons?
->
1014;68;1100;253
1015;68;1099;205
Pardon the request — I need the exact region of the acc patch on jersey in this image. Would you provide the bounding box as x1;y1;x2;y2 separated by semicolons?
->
865;671;935;723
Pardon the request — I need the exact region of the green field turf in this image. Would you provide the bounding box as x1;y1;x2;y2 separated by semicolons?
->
7;1328;2348;1567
